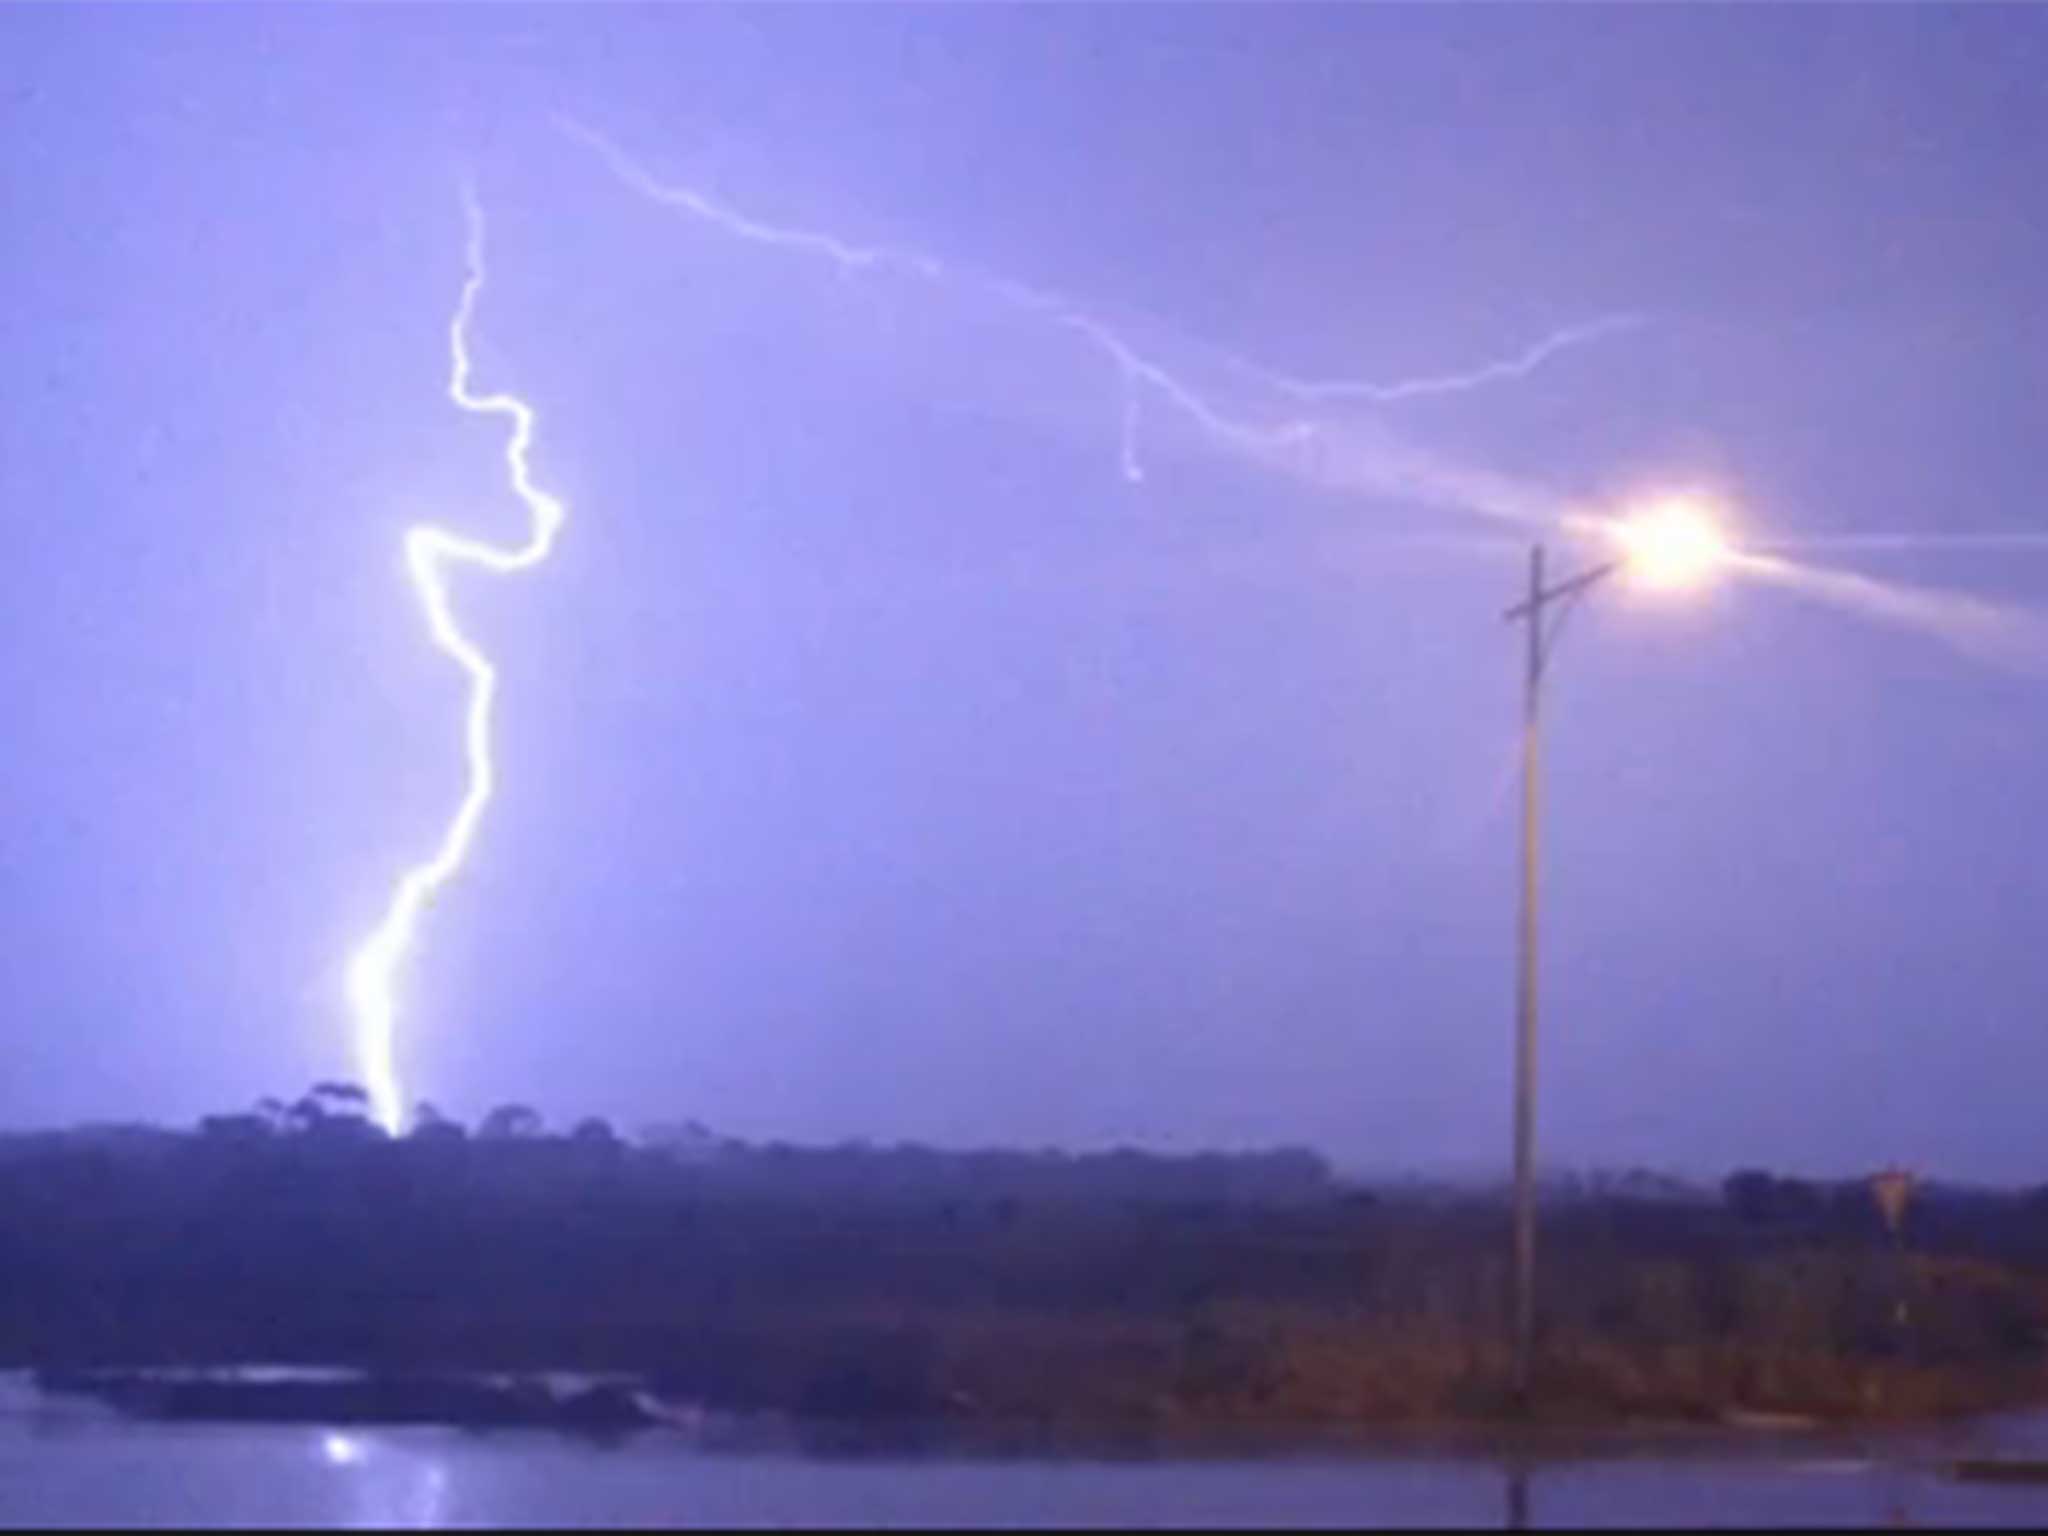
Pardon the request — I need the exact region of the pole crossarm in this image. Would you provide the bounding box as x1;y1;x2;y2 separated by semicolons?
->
1505;557;1618;687
1502;559;1617;622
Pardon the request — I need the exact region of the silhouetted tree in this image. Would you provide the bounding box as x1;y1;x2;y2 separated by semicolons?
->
1723;1168;1825;1227
410;1102;467;1145
478;1103;543;1141
286;1094;327;1135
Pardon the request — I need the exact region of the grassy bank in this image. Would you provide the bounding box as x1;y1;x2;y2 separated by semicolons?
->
3;1118;2043;1427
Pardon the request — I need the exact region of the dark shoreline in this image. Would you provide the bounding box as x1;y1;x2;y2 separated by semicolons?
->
27;1363;2046;1463
7;1126;2047;1439
33;1366;662;1433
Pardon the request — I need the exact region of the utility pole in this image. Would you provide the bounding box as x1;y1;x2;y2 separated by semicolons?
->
1488;501;1727;1407
1502;542;1618;1409
1512;544;1543;1407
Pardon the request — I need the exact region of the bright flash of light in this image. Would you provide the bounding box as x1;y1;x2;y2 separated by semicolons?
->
1609;495;1736;591
322;1432;365;1468
345;186;566;1136
1581;498;2048;670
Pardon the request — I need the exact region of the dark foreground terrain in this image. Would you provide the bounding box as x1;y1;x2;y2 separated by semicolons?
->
4;1094;2045;1430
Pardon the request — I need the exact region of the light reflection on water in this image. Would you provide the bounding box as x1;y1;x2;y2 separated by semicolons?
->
5;1387;2048;1529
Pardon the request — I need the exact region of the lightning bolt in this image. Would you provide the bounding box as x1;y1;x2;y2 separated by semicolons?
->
566;113;2048;685
554;114;1624;515
1219;313;1647;406
323;124;2047;1130
346;186;565;1135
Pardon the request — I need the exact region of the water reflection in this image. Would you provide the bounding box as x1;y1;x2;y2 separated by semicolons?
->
316;1429;448;1529
1504;1462;1530;1530
5;1396;2048;1529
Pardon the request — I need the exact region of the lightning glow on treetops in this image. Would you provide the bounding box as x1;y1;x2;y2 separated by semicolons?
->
346;186;565;1135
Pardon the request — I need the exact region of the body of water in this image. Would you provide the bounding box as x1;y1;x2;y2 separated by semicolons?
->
6;1379;2048;1528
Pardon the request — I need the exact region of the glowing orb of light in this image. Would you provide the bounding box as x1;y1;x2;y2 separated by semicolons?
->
322;1432;365;1468
1612;495;1734;591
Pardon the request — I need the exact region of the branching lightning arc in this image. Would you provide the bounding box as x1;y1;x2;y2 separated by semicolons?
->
346;187;565;1135
557;116;2048;669
344;120;2048;1127
551;113;1630;514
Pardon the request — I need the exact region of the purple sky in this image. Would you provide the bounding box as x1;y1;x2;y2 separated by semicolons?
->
3;6;2047;1180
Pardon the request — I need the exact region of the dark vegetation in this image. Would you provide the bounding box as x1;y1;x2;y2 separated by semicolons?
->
5;1086;2047;1429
